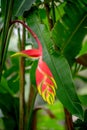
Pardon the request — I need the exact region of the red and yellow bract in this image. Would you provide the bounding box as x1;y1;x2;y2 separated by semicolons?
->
12;20;57;104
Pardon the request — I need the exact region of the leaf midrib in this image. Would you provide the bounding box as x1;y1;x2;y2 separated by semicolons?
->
62;14;87;52
15;0;25;15
35;21;82;116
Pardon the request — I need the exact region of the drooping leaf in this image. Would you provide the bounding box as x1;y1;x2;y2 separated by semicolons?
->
26;11;83;118
52;1;87;65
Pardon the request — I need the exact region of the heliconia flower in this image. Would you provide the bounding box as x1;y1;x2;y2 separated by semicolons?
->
15;52;57;104
11;20;57;104
36;58;57;104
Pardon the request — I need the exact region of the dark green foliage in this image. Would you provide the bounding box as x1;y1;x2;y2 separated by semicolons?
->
52;0;87;65
1;0;36;17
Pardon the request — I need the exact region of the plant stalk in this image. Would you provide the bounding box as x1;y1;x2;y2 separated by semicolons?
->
0;0;14;80
64;108;73;130
19;19;25;130
24;85;37;130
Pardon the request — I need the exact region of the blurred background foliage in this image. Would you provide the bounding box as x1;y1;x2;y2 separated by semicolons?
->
0;0;87;130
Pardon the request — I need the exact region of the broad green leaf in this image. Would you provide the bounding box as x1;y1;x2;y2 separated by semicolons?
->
26;12;83;119
13;0;36;16
52;1;87;65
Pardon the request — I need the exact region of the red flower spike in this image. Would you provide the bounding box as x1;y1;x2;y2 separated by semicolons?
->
11;20;57;104
36;58;57;104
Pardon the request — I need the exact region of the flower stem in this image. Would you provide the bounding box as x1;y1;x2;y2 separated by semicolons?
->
24;85;37;130
11;20;42;52
19;19;25;130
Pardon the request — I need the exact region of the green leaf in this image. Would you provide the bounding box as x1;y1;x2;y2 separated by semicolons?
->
30;60;38;86
0;77;14;95
0;92;19;127
13;97;19;126
0;93;14;116
26;11;83;119
1;0;8;16
77;36;87;57
1;0;36;17
52;1;87;65
0;0;1;7
0;118;5;130
13;0;36;16
37;101;65;130
79;95;87;106
75;34;87;66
